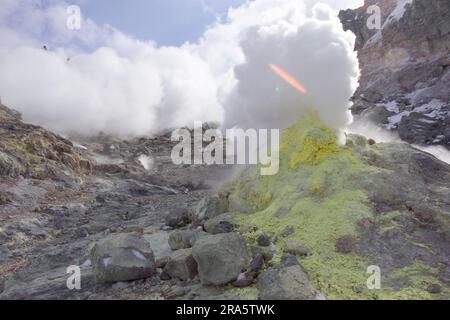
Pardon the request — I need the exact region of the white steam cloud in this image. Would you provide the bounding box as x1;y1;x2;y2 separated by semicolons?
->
0;0;361;136
223;3;359;129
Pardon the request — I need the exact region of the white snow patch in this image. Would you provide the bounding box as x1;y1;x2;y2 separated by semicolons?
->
103;257;112;267
414;99;446;118
81;259;91;268
384;99;446;129
386;111;409;129
415;145;450;164
132;249;147;261
390;0;413;21
237;272;247;281
378;101;400;113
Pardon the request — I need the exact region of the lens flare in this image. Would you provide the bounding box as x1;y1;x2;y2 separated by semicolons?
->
269;63;307;94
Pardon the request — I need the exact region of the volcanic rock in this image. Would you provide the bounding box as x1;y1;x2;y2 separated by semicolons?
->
192;233;250;286
90;233;156;283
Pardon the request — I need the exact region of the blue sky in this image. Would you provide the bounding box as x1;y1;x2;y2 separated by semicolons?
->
75;0;246;46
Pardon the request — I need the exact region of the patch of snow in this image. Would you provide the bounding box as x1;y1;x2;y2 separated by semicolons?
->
315;292;327;300
390;0;413;21
386;111;410;129
384;99;446;129
418;118;437;124
81;259;91;268
405;87;428;104
237;272;247;281
414;145;450;164
414;99;446;117
103;257;112;267
378;101;400;113
132;249;147;261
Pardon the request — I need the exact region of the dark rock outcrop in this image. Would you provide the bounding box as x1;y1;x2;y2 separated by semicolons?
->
340;0;450;149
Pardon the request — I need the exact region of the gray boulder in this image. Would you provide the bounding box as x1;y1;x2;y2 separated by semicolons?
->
165;208;191;229
192;233;250;286
204;213;236;234
168;229;206;251
164;249;198;281
194;195;228;221
258;264;316;300
284;239;310;257
90;233;156;283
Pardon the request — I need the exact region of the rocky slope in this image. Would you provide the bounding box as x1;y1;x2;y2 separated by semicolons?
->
339;0;450;148
1;102;449;300
0;103;236;300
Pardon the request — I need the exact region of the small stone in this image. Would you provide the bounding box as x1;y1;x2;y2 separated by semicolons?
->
160;270;172;281
257;234;271;247
273;208;289;217
0;278;5;294
0;193;11;205
237;225;258;234
368;139;376;146
250;246;275;262
194;195;229;221
426;284;442;294
159;270;172;281
165;209;191;229
164;249;198;281
204;213;236;234
112;282;130;290
166;287;186;299
233;273;254;288
155;256;170;269
335;235;356;254
356;218;375;231
258;265;316;300
249;254;265;273
123;226;144;234
282;226;295;237
284;239;310;257
168;229;206;251
279;254;300;269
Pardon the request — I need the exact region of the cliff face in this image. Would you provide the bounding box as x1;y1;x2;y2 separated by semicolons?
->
339;0;450;148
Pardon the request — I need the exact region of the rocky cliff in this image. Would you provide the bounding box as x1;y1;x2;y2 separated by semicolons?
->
339;0;450;148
